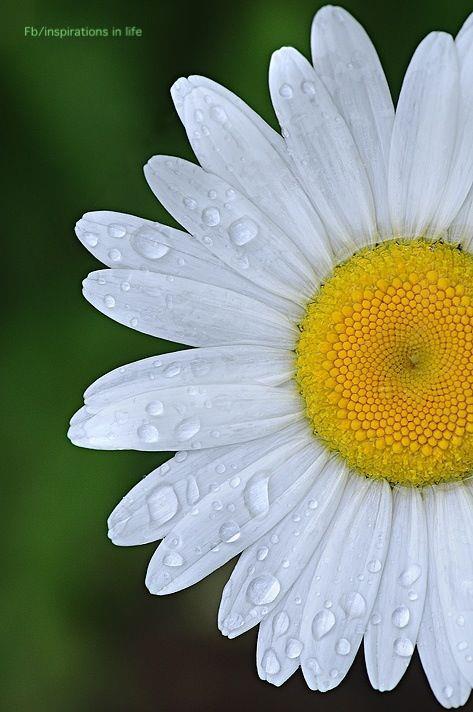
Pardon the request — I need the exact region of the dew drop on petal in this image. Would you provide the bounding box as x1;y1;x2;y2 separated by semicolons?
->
229;217;259;246
246;575;281;605
201;206;221;226
336;638;351;656
219;520;241;543
104;294;116;308
262;648;280;675
286;638;303;659
108;224;127;238
279;83;293;98
146;400;164;416
399;564;422;587
393;637;414;657
163;551;184;567
147;484;179;524
392;606;410;628
133;236;170;260
272;611;289;638
341;591;366;619
137;424;159;443
175;417;200;441
312;609;336;640
244;472;270;518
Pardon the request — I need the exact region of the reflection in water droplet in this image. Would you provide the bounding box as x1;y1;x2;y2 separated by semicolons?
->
394;637;414;657
147;484;179;524
392;606;410;628
312;609;336;640
244;472;270;518
219;520;241;543
229;217;259;246
246;575;281;605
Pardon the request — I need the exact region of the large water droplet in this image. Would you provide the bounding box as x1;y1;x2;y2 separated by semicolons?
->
286;638;303;659
163;551;184;567
394;637;414;657
312;609;336;640
392;605;410;628
104;294;116;308
272;611;289;637
219;520;241;543
163;363;181;378
229;217;259;246
147;484;179;524
257;546;269;561
341;591;366;619
137;424;159;443
146;400;164;416
399;564;422;587
108;248;121;262
202;206;221;226
183;196;197;210
279;84;293;98
133;235;170;260
262;648;280;675
108;224;127;238
176;417;201;441
336;638;351;656
246;575;281;605
186;476;200;504
244;472;270;518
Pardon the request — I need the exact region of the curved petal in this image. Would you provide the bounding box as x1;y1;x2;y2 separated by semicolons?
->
311;5;394;237
388;32;459;237
81;269;298;348
300;476;392;692
269;47;377;259
256;546;321;686
84;345;294;409
68;380;303;451
424;483;473;687
145;437;325;594
108;422;308;545
171;79;333;273
364;486;427;691
75;211;300;317
418;489;471;709
218;456;348;638
145;156;318;303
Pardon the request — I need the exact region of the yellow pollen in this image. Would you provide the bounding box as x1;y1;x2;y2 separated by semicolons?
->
296;239;473;486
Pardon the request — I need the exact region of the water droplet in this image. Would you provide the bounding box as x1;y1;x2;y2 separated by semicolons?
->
392;606;410;628
336;638;351;656
175;451;188;463
108;224;126;238
394;637;414;657
341;591;366;619
202;206;221;226
210;105;228;123
286;638;303;659
137;424;159;443
146;400;164;416
147;484;179;523
103;294;115;308
262;648;280;675
301;80;316;95
121;281;130;292
163;363;181;378
194;109;204;123
457;615;465;627
183;196;197;210
84;232;98;247
408;590;418;601
257;546;269;561
133;236;170;260
458;641;468;651
225;188;236;200
246;575;281;605
130;317;138;328
308;499;318;510
223;613;243;632
443;686;453;700
272;611;289;637
312;609;336;640
367;559;382;573
219;520;241;543
163;551;184;567
306;657;321;674
279;83;293;98
399;564;422;587
244;472;270;518
370;612;381;625
186;476;200;504
108;248;121;262
229;217;259;246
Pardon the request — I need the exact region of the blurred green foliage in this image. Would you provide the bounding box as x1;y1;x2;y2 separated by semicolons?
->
3;0;473;709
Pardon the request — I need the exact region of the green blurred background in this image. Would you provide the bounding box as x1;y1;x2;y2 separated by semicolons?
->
3;0;473;709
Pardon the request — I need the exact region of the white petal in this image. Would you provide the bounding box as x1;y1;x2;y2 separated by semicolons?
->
256;547;321;686
311;6;394;237
145;156;317;303
171;78;334;273
84;345;294;409
171;75;288;161
425;483;473;687
145;435;326;594
434;24;473;232
76;211;300;318
269;47;376;258
388;32;459;237
300;476;392;692
218;456;348;638
68;379;303;451
108;422;308;545
81;269;297;348
456;13;473;52
364;486;427;691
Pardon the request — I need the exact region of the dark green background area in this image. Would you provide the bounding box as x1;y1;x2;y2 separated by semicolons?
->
2;0;472;709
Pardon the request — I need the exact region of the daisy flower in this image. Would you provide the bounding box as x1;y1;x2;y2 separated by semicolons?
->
69;5;473;707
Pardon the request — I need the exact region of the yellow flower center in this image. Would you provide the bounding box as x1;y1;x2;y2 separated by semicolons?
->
296;239;473;486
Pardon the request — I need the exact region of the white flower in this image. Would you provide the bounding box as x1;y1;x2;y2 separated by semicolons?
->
68;6;473;707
